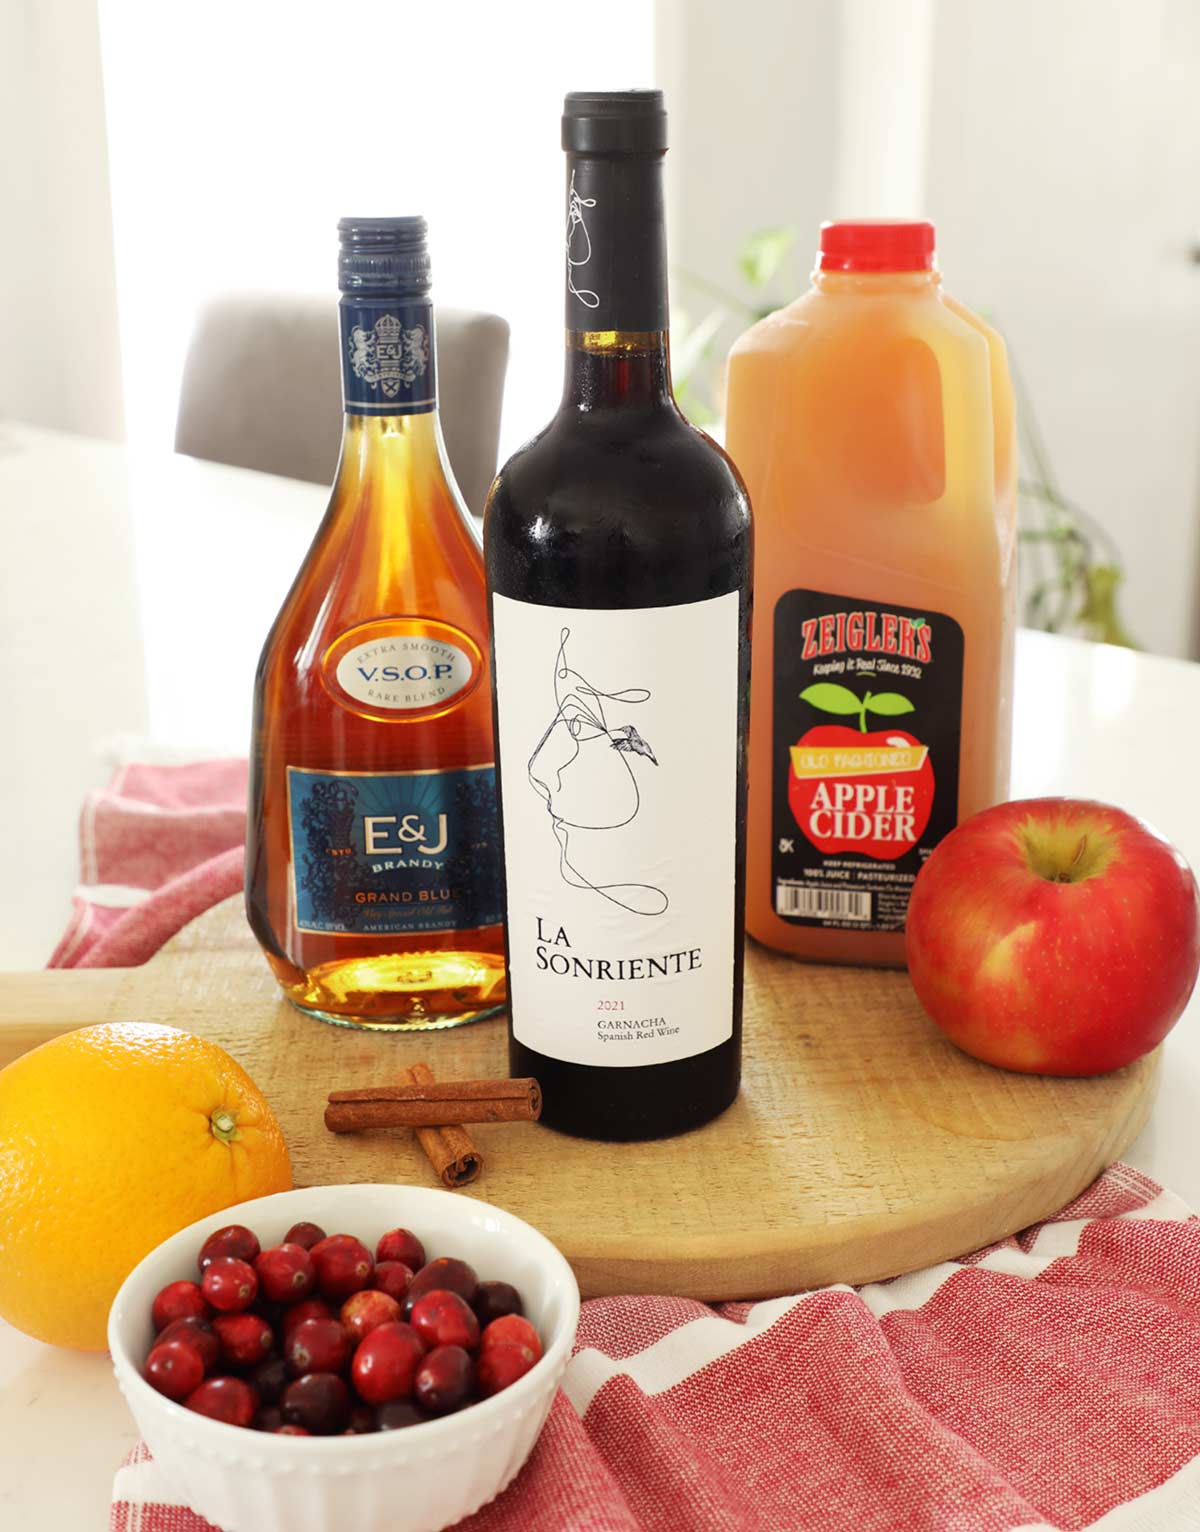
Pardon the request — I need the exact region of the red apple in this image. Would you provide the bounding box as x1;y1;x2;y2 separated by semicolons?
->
906;797;1200;1075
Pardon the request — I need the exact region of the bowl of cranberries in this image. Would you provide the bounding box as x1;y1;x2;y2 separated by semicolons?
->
108;1185;580;1532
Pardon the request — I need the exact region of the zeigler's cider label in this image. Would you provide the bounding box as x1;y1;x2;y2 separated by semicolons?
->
772;589;964;931
492;591;739;1067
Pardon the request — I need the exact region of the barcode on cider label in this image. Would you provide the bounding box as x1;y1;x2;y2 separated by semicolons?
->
774;882;872;922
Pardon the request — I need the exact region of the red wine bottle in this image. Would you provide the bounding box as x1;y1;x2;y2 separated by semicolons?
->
484;91;752;1140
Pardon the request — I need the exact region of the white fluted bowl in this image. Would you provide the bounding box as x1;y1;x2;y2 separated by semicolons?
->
108;1184;580;1532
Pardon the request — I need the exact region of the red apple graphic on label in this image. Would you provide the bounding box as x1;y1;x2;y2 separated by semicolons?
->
787;683;934;860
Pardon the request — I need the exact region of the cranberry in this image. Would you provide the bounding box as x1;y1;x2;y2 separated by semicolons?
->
151;1279;208;1332
340;1289;402;1345
198;1224;260;1271
477;1341;538;1398
473;1280;524;1328
156;1316;219;1373
212;1313;274;1370
414;1345;474;1416
249;1355;288;1405
280;1373;351;1435
410;1290;480;1352
254;1405;283;1432
344;1404;377;1435
145;1339;206;1401
284;1317;350;1377
310;1234;374;1301
404;1257;477;1316
201;1257;258;1314
280;1297;335;1340
372;1261;414;1303
376;1400;423;1431
351;1321;426;1406
283;1220;326;1251
254;1243;316;1304
480;1313;542;1363
375;1228;425;1270
184;1376;258;1427
274;1424;311;1435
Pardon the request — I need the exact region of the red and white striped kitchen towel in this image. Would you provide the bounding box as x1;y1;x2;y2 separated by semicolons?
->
110;1163;1200;1531
50;756;246;970
60;764;1200;1529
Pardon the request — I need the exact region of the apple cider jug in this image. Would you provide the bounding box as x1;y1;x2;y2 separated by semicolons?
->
725;220;1016;966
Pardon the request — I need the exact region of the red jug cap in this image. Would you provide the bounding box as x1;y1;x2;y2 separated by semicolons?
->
818;220;936;273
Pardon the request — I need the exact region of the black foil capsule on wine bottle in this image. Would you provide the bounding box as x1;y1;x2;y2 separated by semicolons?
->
561;90;668;334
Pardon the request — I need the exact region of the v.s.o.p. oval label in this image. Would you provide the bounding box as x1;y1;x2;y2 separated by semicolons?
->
322;618;482;721
335;635;471;710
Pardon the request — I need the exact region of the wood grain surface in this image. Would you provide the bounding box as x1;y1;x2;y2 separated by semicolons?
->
0;897;1157;1300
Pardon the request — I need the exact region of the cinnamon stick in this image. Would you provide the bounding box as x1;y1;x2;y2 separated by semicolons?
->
325;1076;541;1133
405;1063;483;1189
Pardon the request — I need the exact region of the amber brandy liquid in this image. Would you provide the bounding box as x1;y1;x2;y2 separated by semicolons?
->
246;217;505;1028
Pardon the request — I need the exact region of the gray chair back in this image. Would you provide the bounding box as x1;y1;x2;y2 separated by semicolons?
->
174;293;509;515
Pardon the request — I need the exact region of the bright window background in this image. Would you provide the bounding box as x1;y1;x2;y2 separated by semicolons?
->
98;0;655;461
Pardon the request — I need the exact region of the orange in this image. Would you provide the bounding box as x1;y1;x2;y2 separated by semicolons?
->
0;1021;292;1350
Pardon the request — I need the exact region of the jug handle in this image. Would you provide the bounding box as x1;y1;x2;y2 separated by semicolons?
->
926;319;994;513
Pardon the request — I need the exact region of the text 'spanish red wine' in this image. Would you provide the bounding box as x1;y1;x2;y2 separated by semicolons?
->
484;91;752;1140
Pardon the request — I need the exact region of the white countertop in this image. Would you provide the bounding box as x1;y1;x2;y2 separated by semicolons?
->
2;422;1199;1525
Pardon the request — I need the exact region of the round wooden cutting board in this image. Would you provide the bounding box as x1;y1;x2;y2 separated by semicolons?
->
2;897;1157;1300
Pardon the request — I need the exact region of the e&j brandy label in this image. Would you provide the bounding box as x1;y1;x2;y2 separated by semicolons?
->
287;764;501;936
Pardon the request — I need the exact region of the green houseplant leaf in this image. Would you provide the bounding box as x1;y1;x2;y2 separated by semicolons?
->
739;228;796;290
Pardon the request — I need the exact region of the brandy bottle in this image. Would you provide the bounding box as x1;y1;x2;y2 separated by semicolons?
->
246;216;505;1029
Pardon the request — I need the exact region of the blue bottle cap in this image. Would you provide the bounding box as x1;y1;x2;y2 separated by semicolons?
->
337;216;430;295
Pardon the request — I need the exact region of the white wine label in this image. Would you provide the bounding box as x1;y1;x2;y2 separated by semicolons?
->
492;591;740;1068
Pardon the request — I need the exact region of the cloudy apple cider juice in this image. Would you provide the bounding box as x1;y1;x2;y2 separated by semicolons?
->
726;220;1016;966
